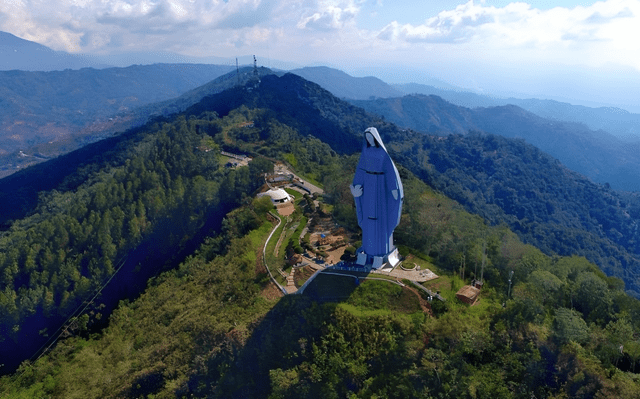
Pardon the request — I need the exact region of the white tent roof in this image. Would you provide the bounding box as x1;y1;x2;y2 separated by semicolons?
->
261;188;292;201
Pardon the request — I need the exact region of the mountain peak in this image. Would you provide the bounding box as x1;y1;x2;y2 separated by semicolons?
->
0;30;102;71
0;31;46;48
290;66;403;100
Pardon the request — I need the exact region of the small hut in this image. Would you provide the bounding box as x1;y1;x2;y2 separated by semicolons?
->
456;285;481;306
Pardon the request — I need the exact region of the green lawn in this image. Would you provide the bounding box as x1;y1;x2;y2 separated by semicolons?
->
284;188;302;200
219;155;234;167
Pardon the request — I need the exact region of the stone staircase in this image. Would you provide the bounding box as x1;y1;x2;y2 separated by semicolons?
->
285;267;297;293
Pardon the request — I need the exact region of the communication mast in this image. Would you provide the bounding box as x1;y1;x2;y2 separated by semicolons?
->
253;55;259;79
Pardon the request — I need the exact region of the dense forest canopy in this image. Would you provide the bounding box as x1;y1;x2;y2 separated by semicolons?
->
0;107;272;372
201;73;640;298
2;73;640;397
2;86;640;396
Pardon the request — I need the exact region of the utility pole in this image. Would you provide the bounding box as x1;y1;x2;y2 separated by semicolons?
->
480;240;486;284
507;270;514;298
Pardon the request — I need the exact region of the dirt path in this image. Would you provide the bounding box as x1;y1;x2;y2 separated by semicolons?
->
405;286;434;317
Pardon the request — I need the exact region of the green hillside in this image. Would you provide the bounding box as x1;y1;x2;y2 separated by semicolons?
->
0;63;234;177
2;94;640;397
2;73;640;397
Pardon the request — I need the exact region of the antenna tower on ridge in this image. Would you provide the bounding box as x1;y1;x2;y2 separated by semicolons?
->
253;55;259;78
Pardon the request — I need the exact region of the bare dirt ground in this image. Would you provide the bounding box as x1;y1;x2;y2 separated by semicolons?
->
276;202;295;216
261;282;284;300
380;267;439;283
294;265;316;288
308;231;350;265
404;286;434;316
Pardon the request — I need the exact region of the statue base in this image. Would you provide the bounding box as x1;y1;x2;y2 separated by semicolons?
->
355;248;401;269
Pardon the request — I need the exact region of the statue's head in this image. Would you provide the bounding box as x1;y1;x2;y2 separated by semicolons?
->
364;127;383;149
365;132;377;147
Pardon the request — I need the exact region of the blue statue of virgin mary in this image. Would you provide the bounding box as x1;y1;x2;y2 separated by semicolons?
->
350;127;404;269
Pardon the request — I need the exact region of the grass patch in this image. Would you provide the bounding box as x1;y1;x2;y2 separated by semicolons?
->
264;212;308;285
292;215;307;239
338;303;394;318
320;202;334;214
284;188;302;200
347;280;421;314
422;273;502;325
243;221;274;264
264;217;287;284
404;254;439;275
298;173;323;189
367;274;402;283
302;273;422;315
283;153;298;169
219;155;234;167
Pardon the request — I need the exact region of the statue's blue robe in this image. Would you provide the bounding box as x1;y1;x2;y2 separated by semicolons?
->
352;129;403;258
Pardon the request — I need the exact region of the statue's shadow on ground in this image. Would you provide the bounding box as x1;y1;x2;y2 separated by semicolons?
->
183;266;372;398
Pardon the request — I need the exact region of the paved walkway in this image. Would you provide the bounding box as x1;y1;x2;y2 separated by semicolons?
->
285;268;297;294
274;164;324;195
263;212;287;295
374;265;439;283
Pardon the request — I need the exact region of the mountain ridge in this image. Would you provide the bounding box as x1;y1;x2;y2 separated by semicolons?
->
394;81;640;141
2;71;640;298
0;63;235;176
350;94;640;192
2;72;640;397
189;73;640;296
290;66;404;100
0;31;106;71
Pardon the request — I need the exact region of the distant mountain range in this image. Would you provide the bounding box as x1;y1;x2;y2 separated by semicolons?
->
0;31;107;71
4;31;640;192
0;63;235;176
349;94;640;192
290;66;404;100
292;66;640;143
394;82;640;141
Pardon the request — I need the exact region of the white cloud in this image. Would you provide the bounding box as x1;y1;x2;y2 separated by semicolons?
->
297;0;361;31
372;0;640;71
0;0;288;53
1;0;639;83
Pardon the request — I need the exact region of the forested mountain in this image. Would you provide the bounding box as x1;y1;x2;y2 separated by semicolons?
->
394;81;640;140
3;72;640;398
0;96;273;372
350;94;640;192
290;66;404;100
0;63;234;177
173;73;640;296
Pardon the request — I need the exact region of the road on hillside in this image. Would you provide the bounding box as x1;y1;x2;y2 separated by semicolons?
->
274;164;324;195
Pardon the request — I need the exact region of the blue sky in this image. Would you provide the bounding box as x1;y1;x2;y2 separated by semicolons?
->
1;0;638;111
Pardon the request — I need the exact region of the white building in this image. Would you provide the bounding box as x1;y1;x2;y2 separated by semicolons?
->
257;188;293;204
